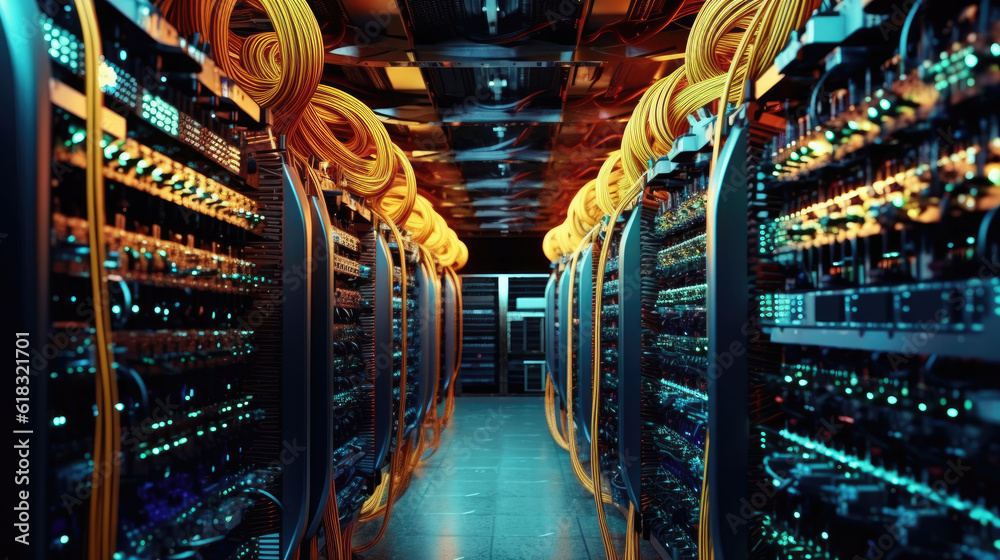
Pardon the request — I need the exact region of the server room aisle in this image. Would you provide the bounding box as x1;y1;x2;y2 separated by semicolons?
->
354;397;644;560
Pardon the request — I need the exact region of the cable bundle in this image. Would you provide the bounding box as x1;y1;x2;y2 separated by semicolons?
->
545;0;821;260
195;0;324;136
374;145;418;224
154;0;471;275
289;84;397;196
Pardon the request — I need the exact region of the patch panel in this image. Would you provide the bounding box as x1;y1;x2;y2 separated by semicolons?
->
42;16;245;175
53;128;262;230
334;253;362;277
331;227;361;252
51;213;260;294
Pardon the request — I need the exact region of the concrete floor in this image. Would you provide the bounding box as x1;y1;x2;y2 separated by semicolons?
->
354;396;653;560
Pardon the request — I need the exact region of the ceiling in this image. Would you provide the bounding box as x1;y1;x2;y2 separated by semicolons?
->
308;0;691;236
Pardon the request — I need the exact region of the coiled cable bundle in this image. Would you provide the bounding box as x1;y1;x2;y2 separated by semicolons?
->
545;0;821;260
289;84;397;197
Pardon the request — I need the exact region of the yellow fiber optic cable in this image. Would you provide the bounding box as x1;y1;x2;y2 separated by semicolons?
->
74;2;120;558
290;84;397;197
403;196;437;245
595;151;626;216
710;0;819;174
372;145;417;225
543;227;563;262
436;230;462;269
545;372;572;451
321;475;345;560
208;0;323;135
699;431;713;560
454;239;469;271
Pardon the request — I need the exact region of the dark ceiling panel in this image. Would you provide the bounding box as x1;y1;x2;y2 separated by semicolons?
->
321;0;694;237
424;67;563;109
397;0;581;45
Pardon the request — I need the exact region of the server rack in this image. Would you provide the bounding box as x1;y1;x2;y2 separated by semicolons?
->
459;275;502;392
457;274;549;394
14;3;438;558
440;270;460;402
11;3;470;560
743;3;1000;558
254;145;312;560
597;217;628;508
545;272;559;393
417;249;439;420
300;169;391;539
576;246;597;443
370;228;396;476
556;265;573;405
506;275;548;392
387;238;423;440
26;1;300;557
